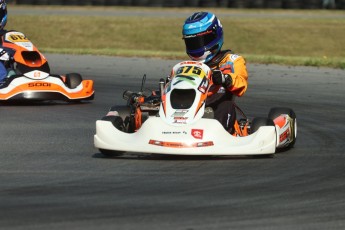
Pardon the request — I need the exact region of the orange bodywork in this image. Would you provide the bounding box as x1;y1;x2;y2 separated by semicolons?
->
1;32;48;68
8;44;47;68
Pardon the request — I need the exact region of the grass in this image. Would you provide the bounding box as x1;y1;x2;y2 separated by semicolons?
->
7;6;345;69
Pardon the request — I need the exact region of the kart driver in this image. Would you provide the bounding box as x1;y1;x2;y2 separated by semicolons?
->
0;0;16;84
181;11;248;134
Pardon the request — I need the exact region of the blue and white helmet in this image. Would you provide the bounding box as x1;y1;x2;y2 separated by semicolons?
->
0;0;7;30
182;12;223;63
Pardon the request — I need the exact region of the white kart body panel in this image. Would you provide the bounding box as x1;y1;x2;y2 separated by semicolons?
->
23;70;50;80
159;61;211;126
94;117;277;156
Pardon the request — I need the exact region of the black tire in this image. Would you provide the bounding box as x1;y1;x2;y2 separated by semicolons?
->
250;117;275;134
101;115;126;132
65;73;82;89
125;115;136;133
268;107;296;120
106;105;133;133
268;107;297;148
108;105;130;120
99;149;124;157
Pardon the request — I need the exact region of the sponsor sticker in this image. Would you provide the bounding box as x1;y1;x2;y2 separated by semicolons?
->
149;139;214;148
198;77;209;94
28;82;51;87
162;131;188;135
279;129;290;143
34;71;41;78
191;129;203;139
6;33;29;43
172;110;189;117
230;54;239;61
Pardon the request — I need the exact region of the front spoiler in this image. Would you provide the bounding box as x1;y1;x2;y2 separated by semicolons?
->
0;76;94;101
94;117;277;156
2;91;94;101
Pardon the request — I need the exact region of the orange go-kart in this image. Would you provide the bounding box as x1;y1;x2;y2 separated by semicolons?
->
0;31;94;102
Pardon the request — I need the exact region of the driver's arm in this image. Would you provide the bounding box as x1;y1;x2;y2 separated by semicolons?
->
220;54;248;97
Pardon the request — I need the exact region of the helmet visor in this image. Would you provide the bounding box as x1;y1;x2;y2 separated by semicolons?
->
183;30;217;51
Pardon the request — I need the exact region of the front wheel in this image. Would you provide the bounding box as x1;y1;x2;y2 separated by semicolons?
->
250;117;275;134
101;115;126;132
65;73;82;89
99;149;124;157
268;107;297;148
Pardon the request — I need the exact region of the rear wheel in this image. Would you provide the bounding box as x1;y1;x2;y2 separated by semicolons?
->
65;73;82;89
268;107;297;148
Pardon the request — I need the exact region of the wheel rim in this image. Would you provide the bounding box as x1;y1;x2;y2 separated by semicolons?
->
294;119;297;139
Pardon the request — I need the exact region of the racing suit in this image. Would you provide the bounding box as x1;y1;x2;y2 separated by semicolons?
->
0;29;15;83
206;50;248;133
0;56;7;82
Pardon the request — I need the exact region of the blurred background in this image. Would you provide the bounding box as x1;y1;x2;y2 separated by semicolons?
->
9;0;344;9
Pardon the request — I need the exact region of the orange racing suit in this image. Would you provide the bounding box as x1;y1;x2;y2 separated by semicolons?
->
205;50;248;133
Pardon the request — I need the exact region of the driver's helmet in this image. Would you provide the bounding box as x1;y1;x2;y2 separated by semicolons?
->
182;12;223;63
0;0;7;30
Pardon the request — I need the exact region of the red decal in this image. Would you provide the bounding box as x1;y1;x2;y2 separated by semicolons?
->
34;72;41;78
279;129;290;142
191;129;203;139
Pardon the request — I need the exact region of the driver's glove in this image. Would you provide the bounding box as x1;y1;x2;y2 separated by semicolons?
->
212;69;232;88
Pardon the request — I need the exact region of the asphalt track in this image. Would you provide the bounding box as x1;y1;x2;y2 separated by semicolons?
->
0;54;344;230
